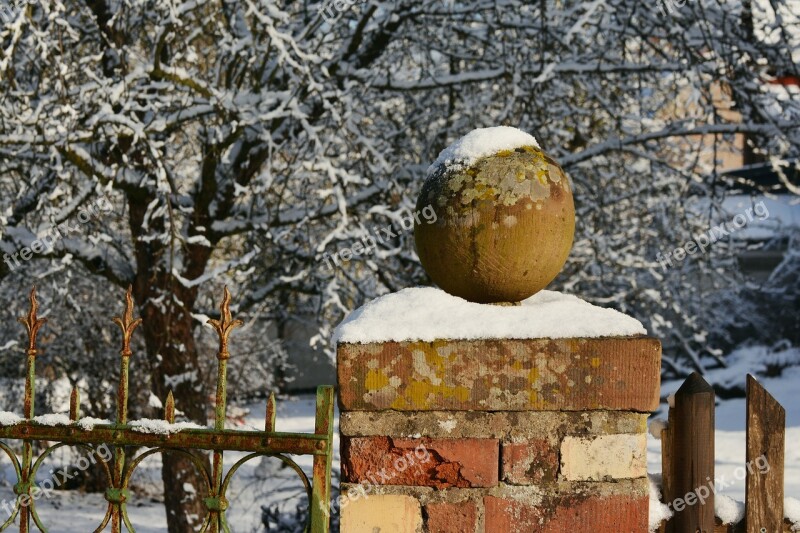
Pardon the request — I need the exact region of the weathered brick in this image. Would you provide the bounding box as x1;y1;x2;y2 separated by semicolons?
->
340;494;422;533
339;410;648;439
559;434;647;481
425;500;478;533
341;436;499;488
484;494;649;533
337;337;661;411
501;439;559;484
339;478;649;504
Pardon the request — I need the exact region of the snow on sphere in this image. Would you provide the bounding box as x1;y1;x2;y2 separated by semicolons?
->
427;126;541;175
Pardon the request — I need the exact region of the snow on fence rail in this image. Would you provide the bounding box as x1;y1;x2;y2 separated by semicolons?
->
655;372;795;532
0;287;333;533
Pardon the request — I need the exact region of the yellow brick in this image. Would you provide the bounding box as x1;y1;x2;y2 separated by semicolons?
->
560;434;647;481
340;494;422;533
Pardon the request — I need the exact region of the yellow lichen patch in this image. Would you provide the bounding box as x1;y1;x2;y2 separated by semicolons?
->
426;352;447;375
443;148;554;208
389;395;409;410
521;146;540;155
365;368;390;390
474;182;497;199
430;340;459;361
402;379;471;409
528;389;547;408
439;384;471;404
565;338;587;355
590;357;601;368
407;342;453;388
430;339;450;350
405;381;433;408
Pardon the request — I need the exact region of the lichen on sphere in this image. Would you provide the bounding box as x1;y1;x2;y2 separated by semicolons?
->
414;137;575;304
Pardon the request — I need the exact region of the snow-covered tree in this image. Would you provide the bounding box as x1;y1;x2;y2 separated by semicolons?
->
1;0;798;528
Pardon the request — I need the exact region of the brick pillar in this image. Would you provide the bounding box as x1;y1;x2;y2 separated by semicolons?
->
336;337;661;533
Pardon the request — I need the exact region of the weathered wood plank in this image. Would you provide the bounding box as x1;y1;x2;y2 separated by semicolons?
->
745;374;786;533
672;372;715;533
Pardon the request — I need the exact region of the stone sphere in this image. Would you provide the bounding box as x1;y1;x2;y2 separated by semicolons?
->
414;145;575;303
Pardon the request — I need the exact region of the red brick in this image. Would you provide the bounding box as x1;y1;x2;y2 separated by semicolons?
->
484;494;648;533
341;436;499;488
484;496;545;532
425;501;478;533
501;439;559;484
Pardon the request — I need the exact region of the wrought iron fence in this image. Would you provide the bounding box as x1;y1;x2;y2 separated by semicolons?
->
0;287;333;533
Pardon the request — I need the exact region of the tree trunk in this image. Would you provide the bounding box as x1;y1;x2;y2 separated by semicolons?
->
127;195;215;533
135;277;210;532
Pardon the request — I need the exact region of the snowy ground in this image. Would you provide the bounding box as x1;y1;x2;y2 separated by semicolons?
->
0;378;796;532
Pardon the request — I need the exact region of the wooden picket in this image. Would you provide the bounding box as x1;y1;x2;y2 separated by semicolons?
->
657;372;793;532
745;375;786;533
670;373;716;532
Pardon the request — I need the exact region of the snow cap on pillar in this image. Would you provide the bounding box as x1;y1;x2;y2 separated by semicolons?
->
414;126;575;303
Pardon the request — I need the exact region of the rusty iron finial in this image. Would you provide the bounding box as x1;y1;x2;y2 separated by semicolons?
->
207;287;243;360
112;286;142;357
18;286;47;354
164;391;175;424
265;392;276;433
70;386;80;421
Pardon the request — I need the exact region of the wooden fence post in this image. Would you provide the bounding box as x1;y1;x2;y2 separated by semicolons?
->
746;374;785;533
672;372;715;533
